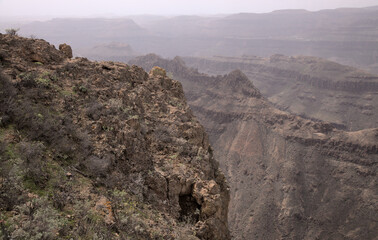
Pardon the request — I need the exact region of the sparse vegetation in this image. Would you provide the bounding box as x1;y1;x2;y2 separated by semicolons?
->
0;35;229;240
73;84;88;94
35;73;51;87
167;72;174;79
5;28;19;36
150;66;166;77
9;197;65;240
19;141;49;188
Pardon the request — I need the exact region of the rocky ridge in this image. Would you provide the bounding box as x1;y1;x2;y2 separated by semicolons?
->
0;34;230;239
130;54;378;240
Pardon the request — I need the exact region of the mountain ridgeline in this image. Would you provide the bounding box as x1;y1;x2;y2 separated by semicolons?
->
130;54;378;240
11;6;378;74
0;34;230;239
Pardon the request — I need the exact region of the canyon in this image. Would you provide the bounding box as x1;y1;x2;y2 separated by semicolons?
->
183;55;378;131
1;5;377;239
130;54;378;240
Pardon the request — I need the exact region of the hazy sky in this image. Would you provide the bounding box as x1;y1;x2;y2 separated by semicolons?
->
1;0;378;17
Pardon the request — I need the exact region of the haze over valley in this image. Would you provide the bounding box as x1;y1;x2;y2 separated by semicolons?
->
2;6;378;73
1;1;377;239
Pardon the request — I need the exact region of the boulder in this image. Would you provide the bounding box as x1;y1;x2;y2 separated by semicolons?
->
59;43;73;58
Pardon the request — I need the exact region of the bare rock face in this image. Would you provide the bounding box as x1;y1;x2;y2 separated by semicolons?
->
0;33;66;68
59;43;73;58
130;54;378;240
0;35;230;239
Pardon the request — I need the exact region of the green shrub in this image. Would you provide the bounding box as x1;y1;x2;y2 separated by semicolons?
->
9;197;65;240
71;200;113;239
150;67;166;78
167;72;174;79
19;72;38;88
0;150;25;211
35;76;50;87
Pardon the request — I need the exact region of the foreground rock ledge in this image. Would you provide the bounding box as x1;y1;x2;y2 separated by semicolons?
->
0;34;230;239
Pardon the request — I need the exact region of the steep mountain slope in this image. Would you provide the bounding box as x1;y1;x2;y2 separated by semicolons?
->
130;54;378;240
0;34;230;239
183;55;378;131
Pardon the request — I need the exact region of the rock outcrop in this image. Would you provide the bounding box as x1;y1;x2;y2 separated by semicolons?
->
59;43;73;58
130;54;378;240
0;34;230;239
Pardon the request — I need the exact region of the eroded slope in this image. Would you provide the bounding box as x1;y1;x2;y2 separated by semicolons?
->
130;54;378;240
184;55;378;131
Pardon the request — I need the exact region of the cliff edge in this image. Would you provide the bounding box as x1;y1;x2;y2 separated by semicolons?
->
0;34;230;239
130;54;378;240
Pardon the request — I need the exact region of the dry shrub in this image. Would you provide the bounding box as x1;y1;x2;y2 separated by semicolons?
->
18;141;49;188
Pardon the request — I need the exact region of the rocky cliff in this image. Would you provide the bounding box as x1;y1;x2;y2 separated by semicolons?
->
0;34;230;239
130;54;378;240
183;55;378;131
